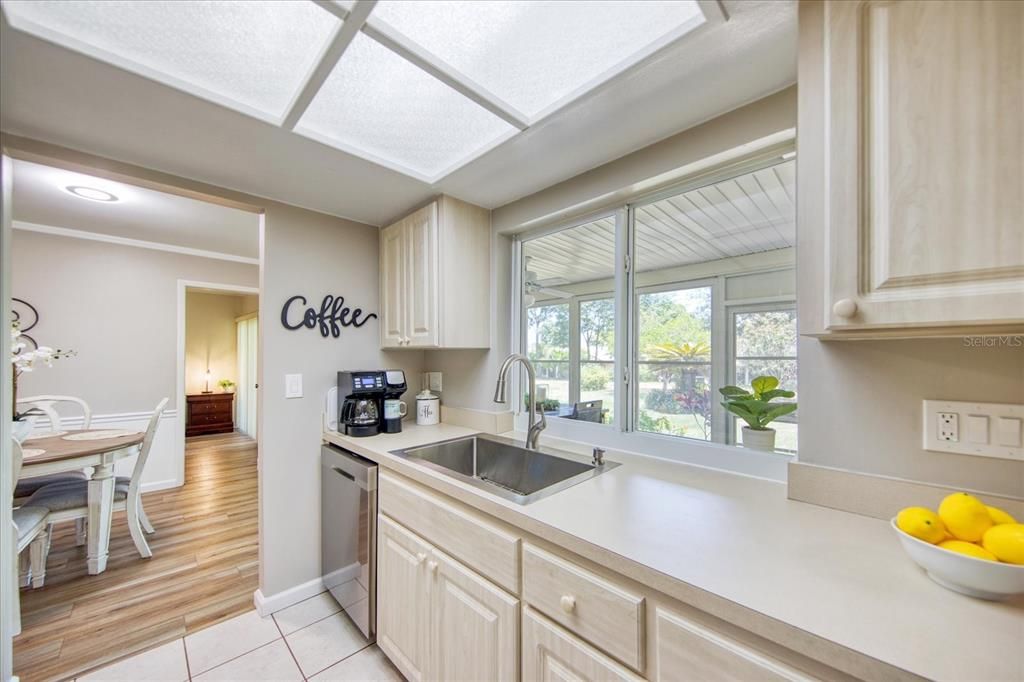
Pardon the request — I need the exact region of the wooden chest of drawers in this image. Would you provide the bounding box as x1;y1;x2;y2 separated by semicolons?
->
185;393;234;437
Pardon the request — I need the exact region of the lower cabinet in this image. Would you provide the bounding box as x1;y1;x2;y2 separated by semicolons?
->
377;514;519;682
522;606;643;682
654;608;816;682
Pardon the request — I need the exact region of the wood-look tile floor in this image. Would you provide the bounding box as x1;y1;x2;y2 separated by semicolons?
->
14;432;259;682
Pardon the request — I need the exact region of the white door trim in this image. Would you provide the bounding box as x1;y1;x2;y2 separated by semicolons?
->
176;279;259;484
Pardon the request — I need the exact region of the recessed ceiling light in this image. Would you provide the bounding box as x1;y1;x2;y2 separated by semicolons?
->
65;185;119;203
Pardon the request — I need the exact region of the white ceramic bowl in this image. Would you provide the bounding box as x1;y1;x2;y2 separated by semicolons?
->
891;519;1024;600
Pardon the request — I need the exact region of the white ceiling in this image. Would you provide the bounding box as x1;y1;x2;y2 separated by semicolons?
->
525;159;795;285
12;158;260;259
0;0;796;226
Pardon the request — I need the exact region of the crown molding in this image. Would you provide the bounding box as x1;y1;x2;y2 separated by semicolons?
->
12;220;259;265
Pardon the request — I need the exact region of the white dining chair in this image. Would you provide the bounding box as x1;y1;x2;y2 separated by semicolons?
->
26;398;168;560
10;437;53;636
14;395;93;502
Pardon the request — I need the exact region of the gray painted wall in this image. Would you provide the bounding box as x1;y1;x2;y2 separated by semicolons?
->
259;201;425;597
11;230;258;414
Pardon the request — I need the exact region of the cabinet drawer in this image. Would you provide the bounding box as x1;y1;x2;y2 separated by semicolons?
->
189;413;231;426
655;608;817;682
379;472;520;593
522;606;643;682
522;544;644;672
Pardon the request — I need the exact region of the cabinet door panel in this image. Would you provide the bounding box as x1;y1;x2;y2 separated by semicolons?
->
431;546;519;682
655;608;816;682
380;221;407;348
825;0;1024;329
522;607;642;682
406;202;439;347
377;515;431;682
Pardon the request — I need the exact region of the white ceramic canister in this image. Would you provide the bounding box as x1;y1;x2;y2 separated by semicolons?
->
416;389;440;425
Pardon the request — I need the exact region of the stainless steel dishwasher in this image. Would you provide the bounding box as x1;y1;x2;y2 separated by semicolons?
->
321;444;377;641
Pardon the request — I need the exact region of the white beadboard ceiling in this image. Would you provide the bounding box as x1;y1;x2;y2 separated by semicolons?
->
0;1;797;226
525;160;795;284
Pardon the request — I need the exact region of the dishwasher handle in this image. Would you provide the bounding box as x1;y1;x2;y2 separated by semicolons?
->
322;445;376;491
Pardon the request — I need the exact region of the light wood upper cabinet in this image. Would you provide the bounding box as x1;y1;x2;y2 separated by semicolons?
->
379;195;491;349
804;0;1024;335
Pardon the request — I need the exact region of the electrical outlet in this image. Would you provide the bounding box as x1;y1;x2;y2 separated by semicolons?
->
937;412;959;441
923;400;1024;461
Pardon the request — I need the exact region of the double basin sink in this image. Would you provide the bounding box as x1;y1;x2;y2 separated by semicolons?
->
391;433;618;505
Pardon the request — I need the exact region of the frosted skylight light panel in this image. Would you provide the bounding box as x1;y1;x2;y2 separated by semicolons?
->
369;1;706;120
1;0;339;119
296;33;516;181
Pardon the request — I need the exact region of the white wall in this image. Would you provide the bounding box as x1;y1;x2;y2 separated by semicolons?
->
259;202;426;598
11;229;258;489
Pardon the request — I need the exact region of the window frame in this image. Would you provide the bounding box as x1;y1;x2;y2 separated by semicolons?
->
511;145;797;481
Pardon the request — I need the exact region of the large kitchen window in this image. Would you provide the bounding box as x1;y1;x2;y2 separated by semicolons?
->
517;150;798;471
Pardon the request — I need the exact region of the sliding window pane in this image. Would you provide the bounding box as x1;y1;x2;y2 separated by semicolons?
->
526;303;570;407
579;298;615;423
733;308;798;452
637;286;712;440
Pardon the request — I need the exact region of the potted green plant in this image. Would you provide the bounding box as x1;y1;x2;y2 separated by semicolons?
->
719;375;796;452
218;379;236;393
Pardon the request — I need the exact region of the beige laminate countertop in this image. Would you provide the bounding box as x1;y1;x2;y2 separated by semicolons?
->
323;423;1024;682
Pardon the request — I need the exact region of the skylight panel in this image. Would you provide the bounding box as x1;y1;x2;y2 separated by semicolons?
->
369;0;707;120
1;0;339;120
296;33;517;181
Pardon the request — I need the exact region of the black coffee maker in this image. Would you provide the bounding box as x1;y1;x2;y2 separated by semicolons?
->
337;371;385;437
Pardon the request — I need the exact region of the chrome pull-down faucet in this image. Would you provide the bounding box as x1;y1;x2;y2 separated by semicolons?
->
493;353;547;450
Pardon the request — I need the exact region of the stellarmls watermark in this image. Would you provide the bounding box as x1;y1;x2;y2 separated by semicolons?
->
962;335;1023;348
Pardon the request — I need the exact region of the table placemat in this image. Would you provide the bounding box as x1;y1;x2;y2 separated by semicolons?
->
22;448;46;458
25;431;67;440
62;429;139;441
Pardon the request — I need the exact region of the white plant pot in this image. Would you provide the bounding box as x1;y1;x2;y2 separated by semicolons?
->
742;426;776;452
12;417;36;443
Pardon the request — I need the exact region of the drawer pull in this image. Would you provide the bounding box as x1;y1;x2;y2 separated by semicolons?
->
560;595;576;613
427;560;438;574
415;552;427;565
832;298;858;318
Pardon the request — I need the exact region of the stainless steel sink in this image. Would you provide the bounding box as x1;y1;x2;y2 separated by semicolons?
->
390;434;618;505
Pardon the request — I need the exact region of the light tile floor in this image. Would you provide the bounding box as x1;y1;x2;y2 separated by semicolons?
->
74;592;404;682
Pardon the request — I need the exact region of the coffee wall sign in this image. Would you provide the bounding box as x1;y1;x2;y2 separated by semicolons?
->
281;294;377;339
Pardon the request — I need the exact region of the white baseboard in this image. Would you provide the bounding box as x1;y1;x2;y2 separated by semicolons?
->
140;478;180;494
253;576;327;617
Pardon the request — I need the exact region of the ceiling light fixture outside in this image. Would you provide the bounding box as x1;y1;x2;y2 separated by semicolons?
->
65;185;119;202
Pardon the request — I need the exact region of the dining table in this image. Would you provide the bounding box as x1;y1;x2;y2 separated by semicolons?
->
19;428;145;574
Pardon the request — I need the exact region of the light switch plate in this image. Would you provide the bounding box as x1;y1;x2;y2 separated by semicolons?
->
285;373;303;399
923;400;1023;461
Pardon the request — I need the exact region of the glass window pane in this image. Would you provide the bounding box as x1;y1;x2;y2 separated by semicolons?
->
3;0;339;118
297;33;516;179
370;1;705;119
579;299;615;423
523;216;616;424
637;286;712;440
526;304;569;408
732;309;798;453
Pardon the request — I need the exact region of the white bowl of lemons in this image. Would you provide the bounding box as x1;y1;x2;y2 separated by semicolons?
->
892;492;1024;600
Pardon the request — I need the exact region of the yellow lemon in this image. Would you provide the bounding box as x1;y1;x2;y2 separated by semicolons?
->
987;505;1018;525
896;507;947;544
938;540;997;562
981;523;1024;565
938;492;993;542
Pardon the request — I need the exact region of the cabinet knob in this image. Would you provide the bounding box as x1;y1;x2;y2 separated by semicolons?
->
427;560;438;574
560;595;576;613
832;298;858;319
415;552;427;565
